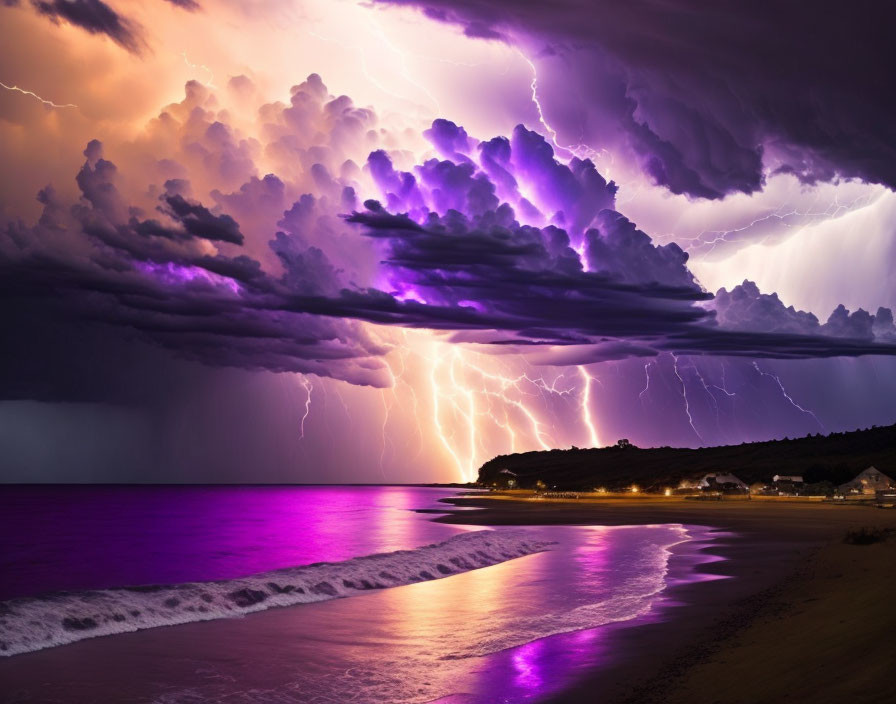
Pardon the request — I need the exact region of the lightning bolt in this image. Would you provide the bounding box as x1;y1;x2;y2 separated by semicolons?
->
691;362;721;428
672;354;703;443
368;16;442;114
639;360;654;406
1;82;77;109
180;52;216;89
752;362;825;431
653;186;881;257
517;51;608;168
418;334;602;481
299;376;313;439
428;344;474;481
578;366;601;448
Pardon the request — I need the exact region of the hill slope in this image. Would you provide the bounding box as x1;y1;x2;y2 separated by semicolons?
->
478;424;896;491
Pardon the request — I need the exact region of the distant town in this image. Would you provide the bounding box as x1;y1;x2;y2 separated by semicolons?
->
478;423;896;505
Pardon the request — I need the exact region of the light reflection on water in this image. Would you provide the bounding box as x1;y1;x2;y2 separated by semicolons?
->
0;485;471;599
0;487;726;703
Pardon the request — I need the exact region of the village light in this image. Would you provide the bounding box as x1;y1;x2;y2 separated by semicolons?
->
631;485;639;493
664;488;672;497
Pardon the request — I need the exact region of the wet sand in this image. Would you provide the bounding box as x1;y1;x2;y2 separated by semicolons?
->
436;493;896;703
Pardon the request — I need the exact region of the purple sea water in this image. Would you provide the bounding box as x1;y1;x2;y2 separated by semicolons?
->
0;486;723;703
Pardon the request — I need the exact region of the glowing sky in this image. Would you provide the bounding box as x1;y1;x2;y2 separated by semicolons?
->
1;0;895;482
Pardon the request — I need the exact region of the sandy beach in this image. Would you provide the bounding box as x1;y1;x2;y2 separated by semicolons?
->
436;492;896;703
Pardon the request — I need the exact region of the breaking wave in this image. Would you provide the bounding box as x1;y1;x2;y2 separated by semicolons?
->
0;530;552;657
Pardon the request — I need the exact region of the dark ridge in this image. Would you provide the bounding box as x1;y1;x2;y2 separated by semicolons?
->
478;423;896;491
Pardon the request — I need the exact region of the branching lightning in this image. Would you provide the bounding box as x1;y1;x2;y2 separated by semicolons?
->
518;51;602;165
415;334;604;481
654;188;881;257
180;53;217;88
752;362;825;430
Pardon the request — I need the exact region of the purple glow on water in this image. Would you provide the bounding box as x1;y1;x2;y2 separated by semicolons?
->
0;487;727;703
0;485;466;600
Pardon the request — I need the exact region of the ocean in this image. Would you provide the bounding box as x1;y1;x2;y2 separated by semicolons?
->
0;485;721;703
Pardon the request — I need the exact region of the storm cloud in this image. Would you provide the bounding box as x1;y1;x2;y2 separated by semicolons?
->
31;0;144;52
3;98;894;398
380;0;896;198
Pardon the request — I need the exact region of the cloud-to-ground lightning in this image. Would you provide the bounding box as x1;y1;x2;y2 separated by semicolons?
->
578;365;601;448
414;333;604;481
1;82;77;109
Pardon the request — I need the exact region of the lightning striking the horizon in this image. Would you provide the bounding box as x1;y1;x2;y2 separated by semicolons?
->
578;365;601;448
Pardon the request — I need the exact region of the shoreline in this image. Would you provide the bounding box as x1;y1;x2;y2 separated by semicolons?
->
436;492;896;703
1;490;894;702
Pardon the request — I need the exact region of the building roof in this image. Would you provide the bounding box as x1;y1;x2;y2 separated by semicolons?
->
699;473;746;488
773;474;804;482
839;466;896;492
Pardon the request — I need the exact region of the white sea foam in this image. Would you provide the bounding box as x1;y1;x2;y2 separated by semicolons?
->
0;530;552;657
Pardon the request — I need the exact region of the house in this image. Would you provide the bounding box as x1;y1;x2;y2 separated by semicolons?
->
773;474;804;484
772;474;804;495
698;473;747;493
839;466;896;495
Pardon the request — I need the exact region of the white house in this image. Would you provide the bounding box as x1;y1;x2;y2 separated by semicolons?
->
698;473;747;492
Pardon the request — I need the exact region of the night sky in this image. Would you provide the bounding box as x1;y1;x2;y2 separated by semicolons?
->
2;0;895;482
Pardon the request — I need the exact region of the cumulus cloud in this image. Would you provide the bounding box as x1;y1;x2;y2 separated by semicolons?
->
2;73;895;405
712;280;894;345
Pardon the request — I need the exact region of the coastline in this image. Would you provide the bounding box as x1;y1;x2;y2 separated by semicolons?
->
2;489;894;703
435;492;896;703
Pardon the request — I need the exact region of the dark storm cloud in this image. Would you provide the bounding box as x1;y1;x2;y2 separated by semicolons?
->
4;111;896;400
0;142;393;387
380;0;896;197
345;202;896;360
31;0;144;53
159;194;244;245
